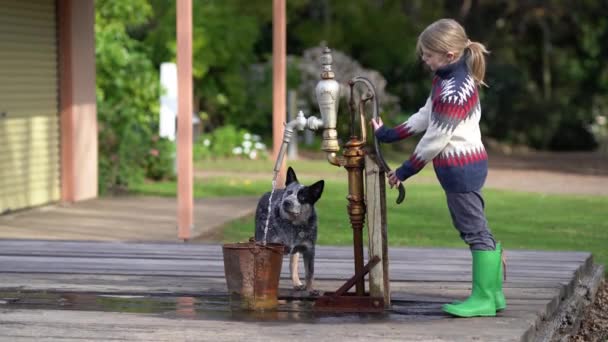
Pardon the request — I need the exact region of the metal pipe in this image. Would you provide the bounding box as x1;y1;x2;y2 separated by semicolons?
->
273;111;324;174
343;138;366;296
315;48;342;168
325;152;343;166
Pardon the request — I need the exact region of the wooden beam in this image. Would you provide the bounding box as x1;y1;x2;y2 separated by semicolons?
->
176;0;193;240
272;0;286;187
365;155;390;307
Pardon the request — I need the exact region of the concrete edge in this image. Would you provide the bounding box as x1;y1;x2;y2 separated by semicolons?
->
525;262;605;342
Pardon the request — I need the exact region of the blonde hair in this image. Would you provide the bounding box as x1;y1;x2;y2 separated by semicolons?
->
416;18;489;86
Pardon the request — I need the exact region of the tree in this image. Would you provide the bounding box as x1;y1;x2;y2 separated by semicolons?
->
96;0;162;193
145;0;271;132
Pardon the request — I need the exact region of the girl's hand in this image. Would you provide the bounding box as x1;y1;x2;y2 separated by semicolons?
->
371;117;384;132
387;170;401;188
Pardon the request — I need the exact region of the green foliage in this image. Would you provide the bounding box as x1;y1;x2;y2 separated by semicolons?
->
194;125;269;160
144;136;175;181
145;0;270;133
96;0;608;159
277;1;608;150
132;176;270;198
455;1;608;149
240;58;302;134
95;0;161;193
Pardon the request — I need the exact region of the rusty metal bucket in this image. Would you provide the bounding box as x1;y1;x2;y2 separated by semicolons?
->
222;241;285;310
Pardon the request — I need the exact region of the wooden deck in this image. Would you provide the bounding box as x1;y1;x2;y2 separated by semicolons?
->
0;239;603;341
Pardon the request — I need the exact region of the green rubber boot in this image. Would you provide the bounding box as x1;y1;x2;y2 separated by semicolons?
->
494;243;506;311
451;243;507;311
442;248;500;317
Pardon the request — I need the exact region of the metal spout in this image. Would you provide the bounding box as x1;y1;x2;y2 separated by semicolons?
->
273;111;324;174
315;47;342;165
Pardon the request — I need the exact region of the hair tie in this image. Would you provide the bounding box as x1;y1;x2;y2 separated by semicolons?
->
466;39;472;48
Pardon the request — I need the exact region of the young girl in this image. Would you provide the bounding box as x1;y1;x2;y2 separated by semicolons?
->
371;18;506;318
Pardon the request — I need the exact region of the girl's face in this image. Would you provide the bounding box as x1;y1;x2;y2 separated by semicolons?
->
420;46;455;71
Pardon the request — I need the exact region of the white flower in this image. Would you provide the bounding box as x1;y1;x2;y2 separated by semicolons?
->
232;147;243;155
242;140;252;149
596;115;607;126
252;134;261;142
249;150;258;159
254;142;266;150
203;139;211;147
243;133;251;141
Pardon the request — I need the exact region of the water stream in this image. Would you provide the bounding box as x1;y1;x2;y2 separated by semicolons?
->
262;172;279;245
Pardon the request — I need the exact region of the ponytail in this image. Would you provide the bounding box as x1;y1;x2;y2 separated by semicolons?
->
465;41;490;87
418;19;490;86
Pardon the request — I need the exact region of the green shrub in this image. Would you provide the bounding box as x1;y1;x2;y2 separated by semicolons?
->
95;0;161;194
195;125;269;160
98;122;148;193
144;136;175;181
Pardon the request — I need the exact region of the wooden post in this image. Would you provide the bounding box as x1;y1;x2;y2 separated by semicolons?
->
176;0;193;240
59;0;98;203
365;155;390;307
272;0;286;187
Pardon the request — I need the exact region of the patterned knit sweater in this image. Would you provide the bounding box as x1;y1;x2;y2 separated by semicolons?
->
375;56;488;193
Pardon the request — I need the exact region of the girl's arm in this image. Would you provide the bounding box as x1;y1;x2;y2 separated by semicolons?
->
394;84;479;181
374;97;431;143
394;124;456;181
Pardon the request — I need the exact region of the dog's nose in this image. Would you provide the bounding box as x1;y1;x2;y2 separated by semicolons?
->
282;201;293;211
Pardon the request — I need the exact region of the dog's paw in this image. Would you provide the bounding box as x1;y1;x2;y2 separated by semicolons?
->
293;285;307;291
308;289;321;297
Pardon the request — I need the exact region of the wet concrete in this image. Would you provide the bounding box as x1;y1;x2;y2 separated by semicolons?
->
0;290;444;323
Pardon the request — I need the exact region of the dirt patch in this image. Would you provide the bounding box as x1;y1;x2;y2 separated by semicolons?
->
570;280;608;342
484;140;608;176
485;150;608;195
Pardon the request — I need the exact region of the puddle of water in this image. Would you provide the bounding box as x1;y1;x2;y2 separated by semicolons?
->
0;291;444;323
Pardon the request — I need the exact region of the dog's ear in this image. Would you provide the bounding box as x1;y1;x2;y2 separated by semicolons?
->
307;180;325;204
286;166;298;186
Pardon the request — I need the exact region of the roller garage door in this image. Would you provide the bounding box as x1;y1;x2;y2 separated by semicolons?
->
0;0;60;213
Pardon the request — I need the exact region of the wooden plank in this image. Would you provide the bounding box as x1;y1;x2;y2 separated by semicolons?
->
0;239;598;342
0;239;590;263
0;259;583;283
0;273;565;301
0;251;582;274
365;155;390;305
0;240;589;269
0;307;553;342
0;241;590;287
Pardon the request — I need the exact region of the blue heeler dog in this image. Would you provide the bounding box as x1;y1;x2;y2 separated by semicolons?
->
254;167;325;292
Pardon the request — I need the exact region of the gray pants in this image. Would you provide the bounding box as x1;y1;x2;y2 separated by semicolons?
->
446;191;496;251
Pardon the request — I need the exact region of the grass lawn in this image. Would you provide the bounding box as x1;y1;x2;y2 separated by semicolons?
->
133;159;608;273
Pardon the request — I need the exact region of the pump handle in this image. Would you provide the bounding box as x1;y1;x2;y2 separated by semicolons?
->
349;76;405;204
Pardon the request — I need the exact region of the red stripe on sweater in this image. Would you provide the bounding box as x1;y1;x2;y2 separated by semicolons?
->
395;124;414;139
433;89;479;120
409;153;426;170
433;149;488;168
